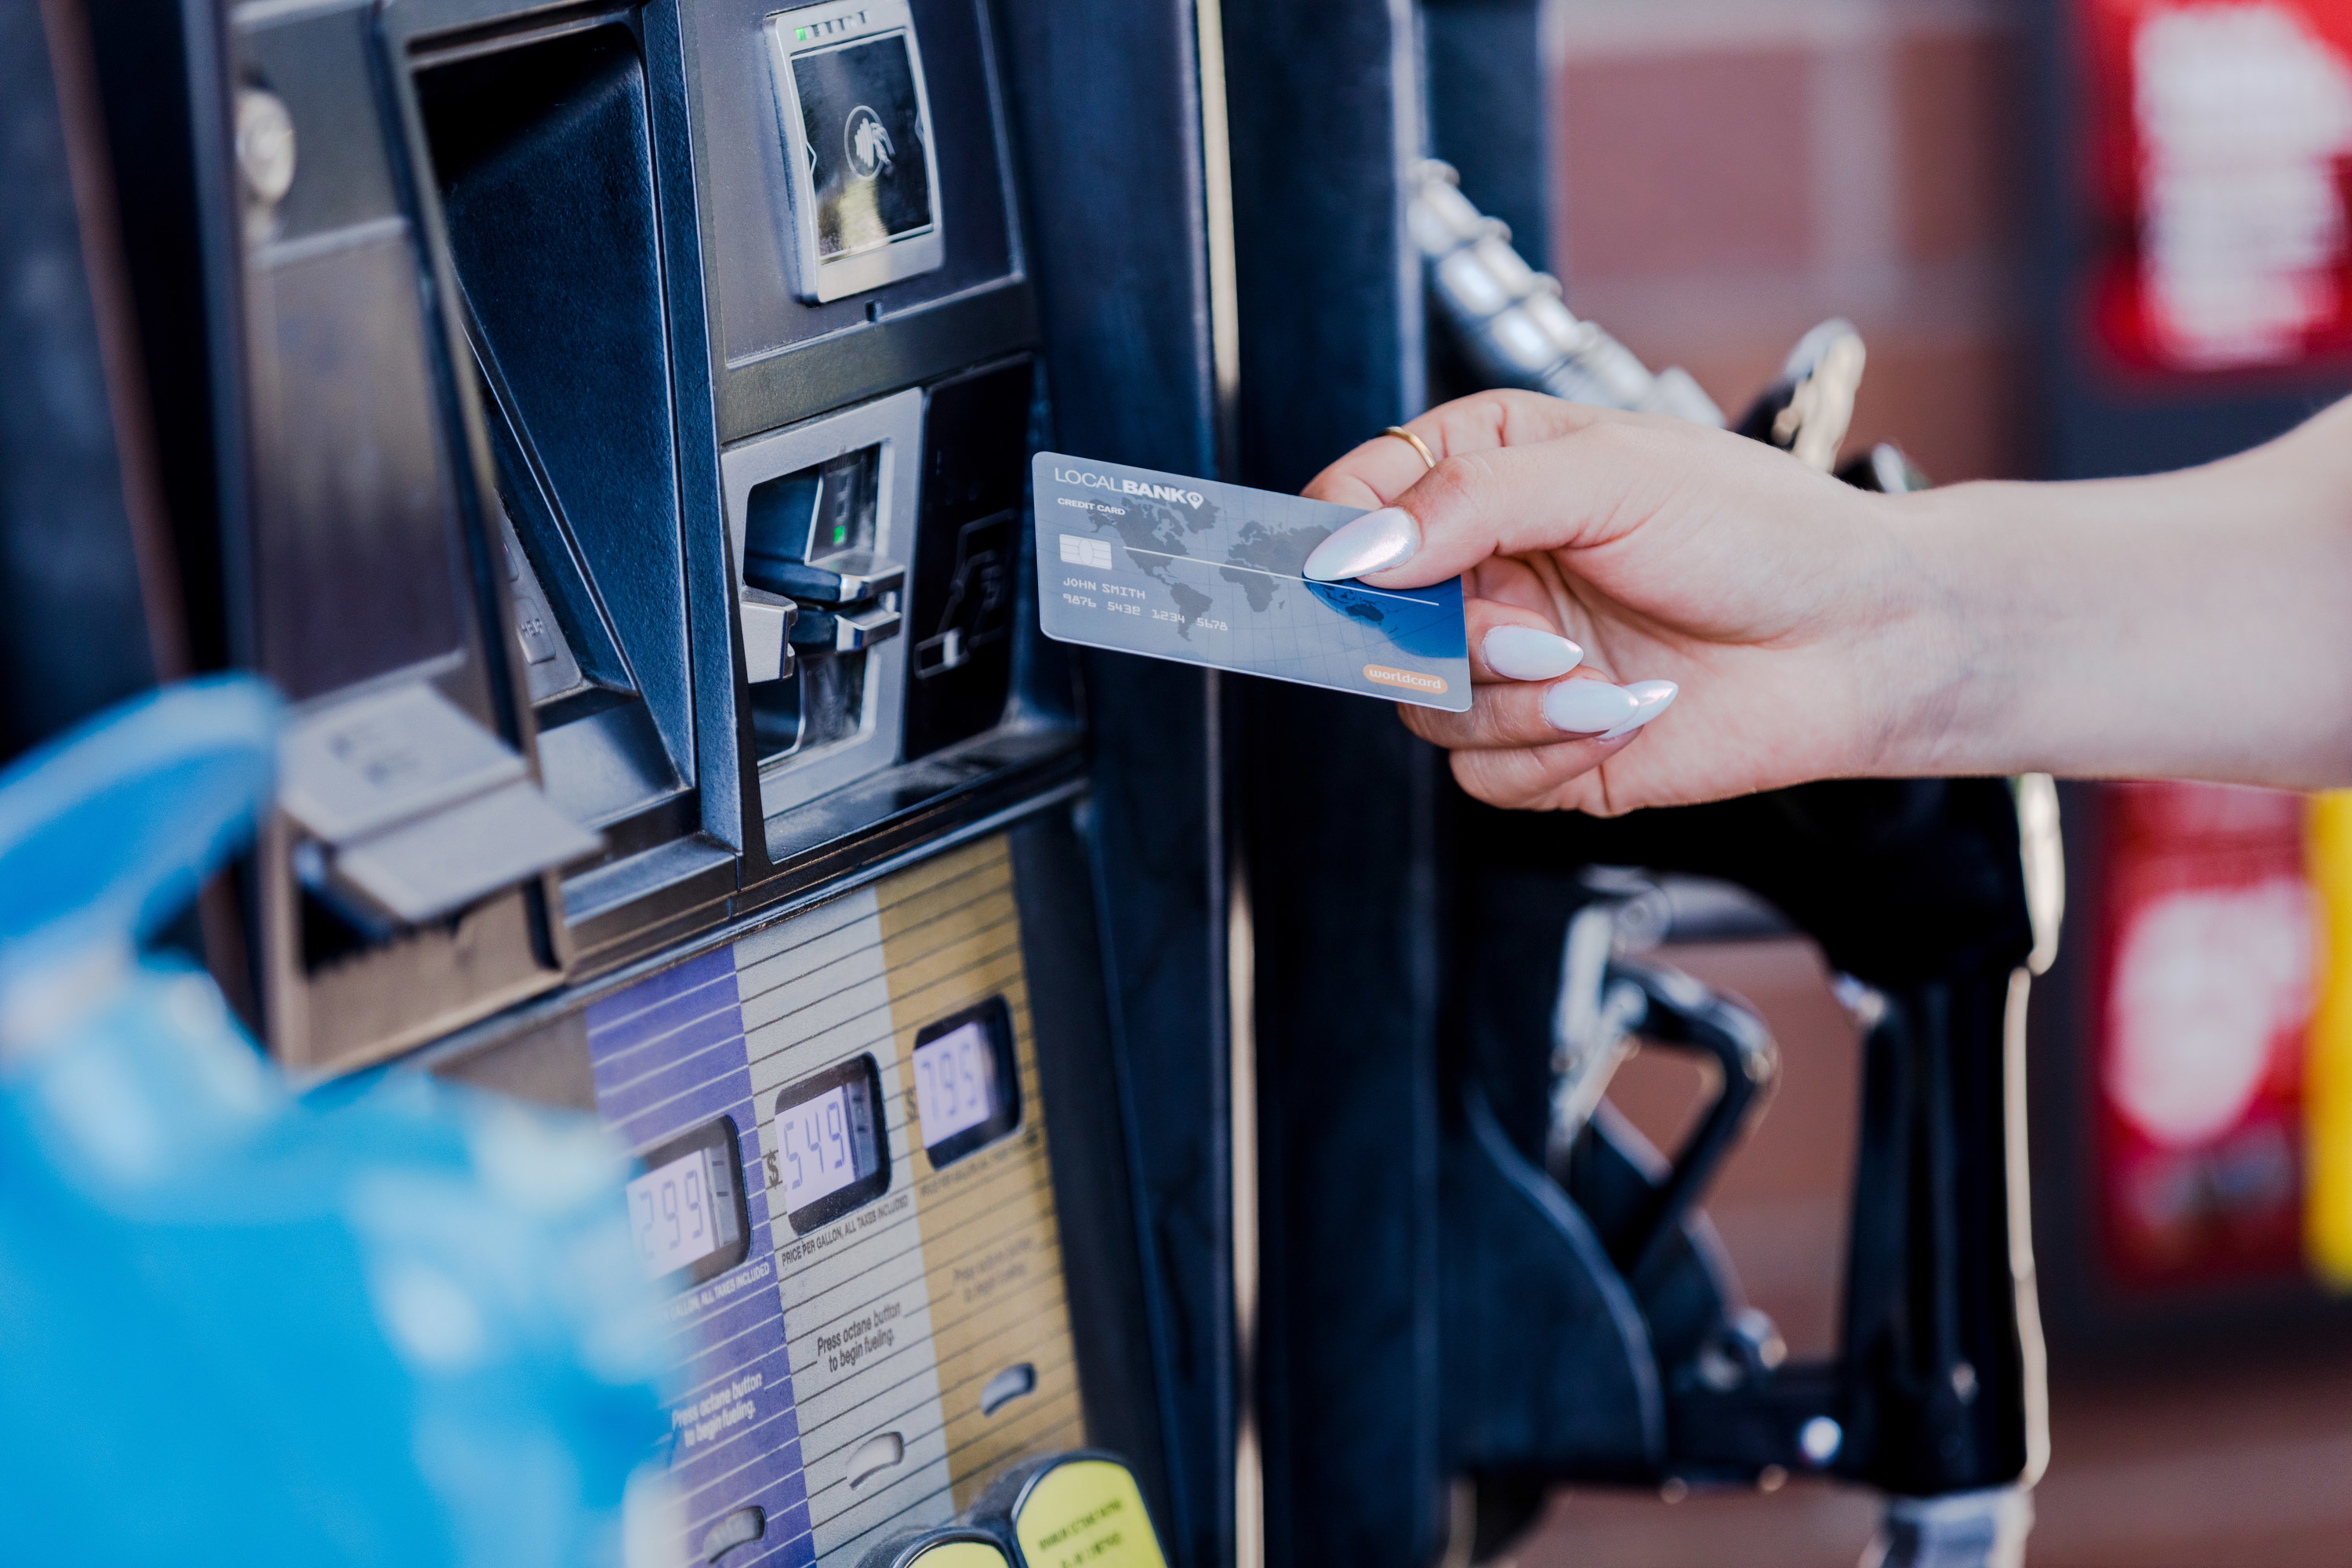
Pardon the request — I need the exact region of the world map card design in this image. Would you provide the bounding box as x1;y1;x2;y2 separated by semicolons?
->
1033;452;1470;711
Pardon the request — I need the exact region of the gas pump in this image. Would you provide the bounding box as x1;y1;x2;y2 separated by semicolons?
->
60;0;1240;1562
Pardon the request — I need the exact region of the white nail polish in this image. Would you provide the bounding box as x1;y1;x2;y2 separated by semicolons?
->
1302;506;1421;581
1482;626;1584;681
1598;680;1678;740
1541;679;1640;734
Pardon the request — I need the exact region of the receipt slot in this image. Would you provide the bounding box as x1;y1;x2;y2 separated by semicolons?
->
402;14;738;968
194;0;652;1069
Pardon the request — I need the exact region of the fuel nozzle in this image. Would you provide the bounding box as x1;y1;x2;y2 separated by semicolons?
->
1409;161;1941;499
1407;160;1724;425
1734;317;1867;471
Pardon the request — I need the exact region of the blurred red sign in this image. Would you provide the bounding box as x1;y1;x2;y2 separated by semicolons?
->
2092;781;2310;1287
2082;0;2352;374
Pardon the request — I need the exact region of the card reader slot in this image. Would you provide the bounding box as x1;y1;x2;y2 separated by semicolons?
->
724;390;920;808
743;447;905;606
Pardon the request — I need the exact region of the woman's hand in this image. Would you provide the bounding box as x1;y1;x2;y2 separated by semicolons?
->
1301;391;1944;815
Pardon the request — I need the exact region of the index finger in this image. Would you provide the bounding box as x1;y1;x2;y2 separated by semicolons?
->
1301;390;1628;510
1355;412;1727;590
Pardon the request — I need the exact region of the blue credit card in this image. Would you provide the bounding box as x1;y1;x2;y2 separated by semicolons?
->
1032;452;1471;712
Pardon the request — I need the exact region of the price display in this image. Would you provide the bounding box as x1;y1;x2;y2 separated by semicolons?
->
777;1084;862;1210
625;1118;749;1290
913;1020;999;1145
630;1149;722;1279
771;1054;891;1232
911;996;1019;1167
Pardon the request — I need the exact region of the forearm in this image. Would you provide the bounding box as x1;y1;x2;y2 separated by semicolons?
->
1886;399;2352;787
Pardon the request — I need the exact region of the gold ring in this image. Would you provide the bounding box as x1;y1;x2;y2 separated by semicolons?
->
1380;425;1436;470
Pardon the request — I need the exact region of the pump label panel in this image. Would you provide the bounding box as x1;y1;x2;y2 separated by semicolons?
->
588;836;1083;1568
590;949;816;1566
1033;452;1471;711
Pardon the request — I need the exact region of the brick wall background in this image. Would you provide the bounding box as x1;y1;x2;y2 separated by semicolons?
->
1548;0;2031;484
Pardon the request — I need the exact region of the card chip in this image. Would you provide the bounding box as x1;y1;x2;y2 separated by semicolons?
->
1059;535;1112;569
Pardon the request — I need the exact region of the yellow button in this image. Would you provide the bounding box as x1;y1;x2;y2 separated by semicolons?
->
1011;1458;1167;1568
907;1543;1011;1567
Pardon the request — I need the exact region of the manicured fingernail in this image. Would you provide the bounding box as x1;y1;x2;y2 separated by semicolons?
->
1303;506;1421;580
1541;678;1641;734
1599;680;1678;740
1482;626;1584;681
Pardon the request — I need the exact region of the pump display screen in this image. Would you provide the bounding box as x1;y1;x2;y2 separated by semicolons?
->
778;1085;864;1205
913;1022;996;1141
912;997;1020;1167
772;1054;891;1232
630;1149;727;1279
790;35;934;260
626;1117;751;1290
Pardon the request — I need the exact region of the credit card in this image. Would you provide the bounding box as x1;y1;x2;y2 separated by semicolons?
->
1032;452;1470;711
